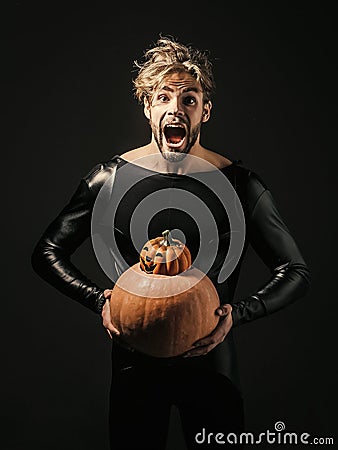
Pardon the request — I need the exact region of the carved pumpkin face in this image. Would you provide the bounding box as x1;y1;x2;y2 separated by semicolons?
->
140;230;192;276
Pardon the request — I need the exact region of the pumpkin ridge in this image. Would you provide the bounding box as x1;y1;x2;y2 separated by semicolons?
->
117;290;123;333
173;245;182;264
184;247;192;267
178;249;188;273
204;281;211;337
173;257;180;276
141;294;149;338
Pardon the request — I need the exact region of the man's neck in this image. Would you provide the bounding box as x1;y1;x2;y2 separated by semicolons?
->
137;141;210;175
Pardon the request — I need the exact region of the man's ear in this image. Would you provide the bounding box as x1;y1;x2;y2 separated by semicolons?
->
144;97;151;120
202;101;212;123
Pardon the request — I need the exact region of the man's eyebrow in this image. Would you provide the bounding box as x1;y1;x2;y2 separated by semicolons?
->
158;86;200;94
182;87;200;93
158;85;173;92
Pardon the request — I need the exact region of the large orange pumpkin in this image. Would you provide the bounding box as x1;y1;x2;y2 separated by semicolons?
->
109;230;220;358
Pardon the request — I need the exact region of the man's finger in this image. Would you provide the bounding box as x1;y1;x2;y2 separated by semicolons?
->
102;299;110;315
215;304;232;317
107;325;120;336
183;343;215;357
193;333;218;348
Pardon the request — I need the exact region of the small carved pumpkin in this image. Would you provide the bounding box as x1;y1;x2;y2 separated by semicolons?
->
139;230;192;276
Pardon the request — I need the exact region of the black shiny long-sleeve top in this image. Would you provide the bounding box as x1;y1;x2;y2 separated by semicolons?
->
31;155;310;389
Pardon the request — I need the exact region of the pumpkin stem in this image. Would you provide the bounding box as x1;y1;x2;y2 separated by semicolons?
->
161;229;173;247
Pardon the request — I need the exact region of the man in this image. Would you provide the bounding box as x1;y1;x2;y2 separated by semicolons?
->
31;37;310;449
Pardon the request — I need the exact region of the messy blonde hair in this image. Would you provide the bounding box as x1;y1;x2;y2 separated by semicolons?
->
133;36;215;104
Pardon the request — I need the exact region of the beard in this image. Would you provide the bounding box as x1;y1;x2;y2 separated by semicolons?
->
150;115;202;162
160;151;187;163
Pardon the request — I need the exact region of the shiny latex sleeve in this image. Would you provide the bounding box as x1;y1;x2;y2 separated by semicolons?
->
31;177;107;314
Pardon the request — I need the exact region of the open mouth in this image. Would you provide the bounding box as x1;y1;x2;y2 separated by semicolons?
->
163;124;186;148
140;256;157;273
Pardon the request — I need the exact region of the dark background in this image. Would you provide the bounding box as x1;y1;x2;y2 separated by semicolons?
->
4;2;337;449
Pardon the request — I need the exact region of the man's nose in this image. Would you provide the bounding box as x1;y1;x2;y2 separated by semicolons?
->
167;98;184;117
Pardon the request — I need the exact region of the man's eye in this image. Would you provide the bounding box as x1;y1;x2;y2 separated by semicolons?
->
183;96;196;105
158;95;169;102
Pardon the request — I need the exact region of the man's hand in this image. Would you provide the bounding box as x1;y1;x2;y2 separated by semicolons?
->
101;289;120;339
183;304;233;357
101;289;135;352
